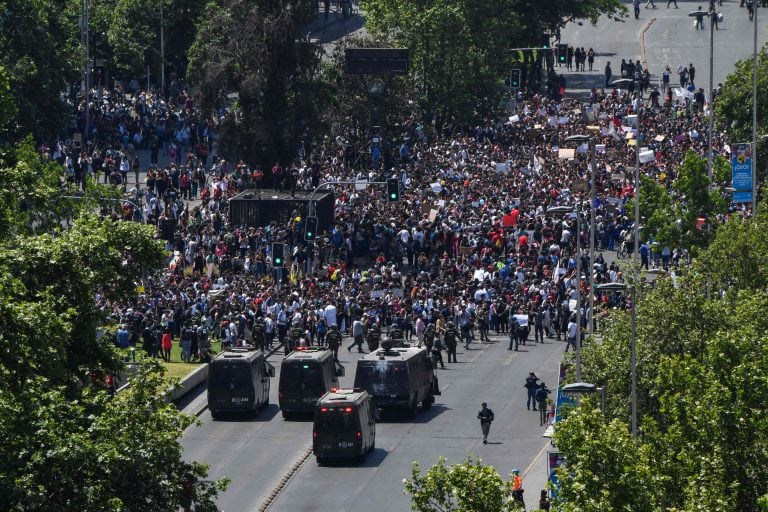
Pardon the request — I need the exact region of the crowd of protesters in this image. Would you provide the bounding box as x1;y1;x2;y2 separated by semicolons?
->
39;62;742;366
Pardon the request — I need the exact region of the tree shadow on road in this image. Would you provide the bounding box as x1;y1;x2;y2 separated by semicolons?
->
378;404;451;424
210;403;280;422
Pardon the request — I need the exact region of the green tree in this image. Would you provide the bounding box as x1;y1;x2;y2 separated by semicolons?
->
0;140;228;509
559;208;768;510
552;406;656;512
362;0;625;123
695;202;768;291
0;365;228;511
714;47;768;187
188;0;319;166
404;456;522;512
0;0;80;140
90;0;204;82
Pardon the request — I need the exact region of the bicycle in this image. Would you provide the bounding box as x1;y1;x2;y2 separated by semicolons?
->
616;241;629;259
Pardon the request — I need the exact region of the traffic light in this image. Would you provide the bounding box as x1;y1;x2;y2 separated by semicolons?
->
386;178;400;202
558;44;568;64
272;242;285;268
510;69;521;89
304;216;318;241
540;34;551;50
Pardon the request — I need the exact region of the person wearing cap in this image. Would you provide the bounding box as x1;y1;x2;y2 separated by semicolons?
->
477;402;495;444
511;468;525;506
524;372;541;410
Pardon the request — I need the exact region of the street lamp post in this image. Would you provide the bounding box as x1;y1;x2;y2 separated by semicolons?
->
160;5;165;97
753;3;759;212
81;0;90;143
566;135;597;336
597;281;637;439
688;9;716;190
549;204;582;381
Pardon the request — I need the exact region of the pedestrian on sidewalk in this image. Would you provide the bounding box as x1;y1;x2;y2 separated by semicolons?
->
535;383;552;426
539;489;551;511
511;469;525;507
524;372;540;410
477;402;495;444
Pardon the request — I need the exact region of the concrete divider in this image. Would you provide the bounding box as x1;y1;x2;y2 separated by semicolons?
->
163;363;209;403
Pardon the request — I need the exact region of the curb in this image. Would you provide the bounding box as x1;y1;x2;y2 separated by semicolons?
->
170;342;287;416
255;447;313;512
640;17;656;70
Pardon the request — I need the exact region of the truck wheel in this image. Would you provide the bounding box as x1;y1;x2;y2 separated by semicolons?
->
422;393;434;409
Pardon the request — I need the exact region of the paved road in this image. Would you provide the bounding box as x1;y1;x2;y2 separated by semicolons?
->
560;0;768;93
182;332;565;511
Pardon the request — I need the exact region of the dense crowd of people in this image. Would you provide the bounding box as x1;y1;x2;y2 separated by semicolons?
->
41;60;740;369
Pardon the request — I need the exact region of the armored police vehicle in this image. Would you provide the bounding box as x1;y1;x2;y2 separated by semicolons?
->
353;340;439;418
313;388;375;464
279;347;345;419
207;347;274;420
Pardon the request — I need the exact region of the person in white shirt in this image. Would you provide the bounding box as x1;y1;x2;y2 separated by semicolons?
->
324;302;337;328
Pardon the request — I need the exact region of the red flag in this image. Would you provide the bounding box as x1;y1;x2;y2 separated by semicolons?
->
502;214;516;227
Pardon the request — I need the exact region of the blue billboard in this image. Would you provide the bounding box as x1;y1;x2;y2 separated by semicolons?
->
732;143;753;203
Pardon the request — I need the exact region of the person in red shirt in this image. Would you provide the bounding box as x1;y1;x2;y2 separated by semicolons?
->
161;328;173;362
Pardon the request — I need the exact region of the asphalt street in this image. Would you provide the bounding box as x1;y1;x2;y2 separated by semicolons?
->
182;331;566;512
560;0;768;94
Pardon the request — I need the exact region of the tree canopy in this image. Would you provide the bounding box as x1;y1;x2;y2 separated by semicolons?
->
187;0;320;165
404;456;523;512
362;0;625;123
0;69;227;507
553;206;768;510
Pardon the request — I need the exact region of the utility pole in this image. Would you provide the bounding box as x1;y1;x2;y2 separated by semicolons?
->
589;139;596;336
635;106;641;260
81;0;90;143
160;4;165;97
753;4;759;212
708;10;715;190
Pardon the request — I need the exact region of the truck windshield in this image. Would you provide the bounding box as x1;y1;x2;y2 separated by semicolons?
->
354;360;408;395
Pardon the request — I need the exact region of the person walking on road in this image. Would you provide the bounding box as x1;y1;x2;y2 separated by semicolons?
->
347;316;365;353
444;322;458;363
326;324;341;360
477;402;495;444
694;7;705;29
431;335;446;368
566;316;578;353
525;372;541;410
535;382;552;426
667;0;678;7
